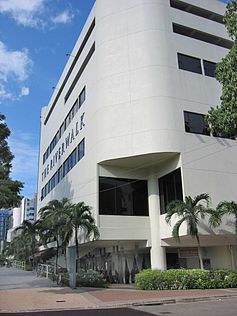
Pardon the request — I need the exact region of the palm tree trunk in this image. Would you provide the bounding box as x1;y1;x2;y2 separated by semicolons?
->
75;228;79;272
196;235;204;269
56;240;59;276
64;248;67;271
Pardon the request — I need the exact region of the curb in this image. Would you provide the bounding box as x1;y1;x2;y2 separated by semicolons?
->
130;293;237;307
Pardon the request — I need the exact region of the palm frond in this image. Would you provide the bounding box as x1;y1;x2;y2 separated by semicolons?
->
172;217;187;241
193;193;210;207
165;200;186;223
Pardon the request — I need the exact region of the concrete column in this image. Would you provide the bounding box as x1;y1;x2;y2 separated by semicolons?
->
68;246;77;288
148;177;166;270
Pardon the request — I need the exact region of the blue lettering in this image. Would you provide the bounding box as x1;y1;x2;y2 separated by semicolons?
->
65;134;70;148
70;129;75;143
80;112;85;130
61;142;65;154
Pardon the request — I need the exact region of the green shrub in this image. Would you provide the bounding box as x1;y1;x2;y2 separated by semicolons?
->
25;264;33;271
59;272;69;286
76;269;107;288
135;268;237;290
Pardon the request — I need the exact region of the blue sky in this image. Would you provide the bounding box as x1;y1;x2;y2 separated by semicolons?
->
0;0;95;198
0;0;229;199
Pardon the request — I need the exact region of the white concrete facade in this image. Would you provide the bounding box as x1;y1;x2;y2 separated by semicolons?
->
37;0;237;280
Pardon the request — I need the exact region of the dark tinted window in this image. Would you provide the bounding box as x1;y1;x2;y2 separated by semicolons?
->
173;24;233;49
58;166;63;182
99;177;116;215
178;53;202;74
159;168;183;214
184;111;210;135
78;138;85;161
44;18;95;124
203;60;216;77
170;0;224;24
99;177;148;216
79;87;86;108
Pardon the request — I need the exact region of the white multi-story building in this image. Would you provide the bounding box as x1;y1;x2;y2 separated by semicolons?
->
21;194;37;223
37;0;237;282
7;194;37;242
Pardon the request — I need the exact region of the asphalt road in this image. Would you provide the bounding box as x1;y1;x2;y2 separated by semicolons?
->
135;297;237;316
0;308;151;316
0;267;55;290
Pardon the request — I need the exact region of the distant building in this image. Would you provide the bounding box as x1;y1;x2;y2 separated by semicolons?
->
21;193;37;223
0;210;13;253
7;194;37;243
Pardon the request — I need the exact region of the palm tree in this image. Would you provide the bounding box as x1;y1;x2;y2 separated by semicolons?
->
15;220;39;266
9;235;28;261
165;193;214;270
66;201;100;271
38;198;72;274
210;201;237;234
210;200;237;270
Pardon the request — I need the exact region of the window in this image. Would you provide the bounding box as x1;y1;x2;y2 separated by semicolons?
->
78;138;85;161
203;60;216;77
170;0;224;24
63;158;69;177
68;149;77;172
184;111;210;135
44;18;95;125
159;168;183;214
79;87;86;108
58;166;63;182
173;23;233;49
41;140;85;200
41;188;44;200
59;122;65;138
178;53;202;74
65;43;95;103
99;177;148;216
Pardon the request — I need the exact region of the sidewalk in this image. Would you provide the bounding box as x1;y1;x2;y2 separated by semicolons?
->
1;267;237;313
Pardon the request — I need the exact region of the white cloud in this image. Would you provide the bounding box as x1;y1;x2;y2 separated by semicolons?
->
51;10;74;25
0;0;75;29
20;86;29;97
0;41;33;82
0;83;13;100
0;0;45;28
0;41;32;101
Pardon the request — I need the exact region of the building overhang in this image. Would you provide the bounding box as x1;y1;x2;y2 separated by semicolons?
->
161;234;237;247
99;152;179;169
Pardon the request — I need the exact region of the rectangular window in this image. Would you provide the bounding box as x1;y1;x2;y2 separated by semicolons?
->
78;138;85;161
41;188;44;200
65;43;95;103
55;130;60;143
203;60;216;77
58;166;63;182
159;168;183;214
173;23;233;49
59;122;65;138
99;177;148;216
79;87;86;108
170;0;224;24
178;53;202;74
63;158;69;177
44;18;95;125
71;101;76;120
68;149;77;172
184;111;210;135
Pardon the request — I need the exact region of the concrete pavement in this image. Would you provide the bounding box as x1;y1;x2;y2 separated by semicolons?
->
1;267;237;313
